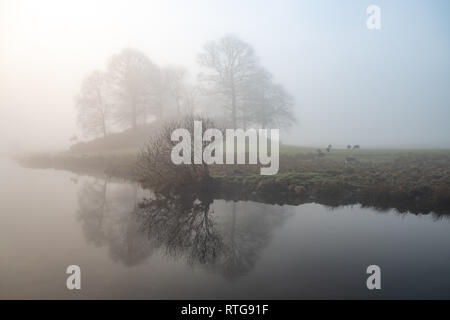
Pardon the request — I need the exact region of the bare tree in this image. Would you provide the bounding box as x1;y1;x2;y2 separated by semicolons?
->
107;48;161;130
246;71;297;129
75;70;110;137
198;35;260;129
162;65;188;117
183;84;200;116
135;116;217;193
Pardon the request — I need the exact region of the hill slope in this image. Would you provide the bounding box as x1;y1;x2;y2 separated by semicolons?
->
70;123;159;154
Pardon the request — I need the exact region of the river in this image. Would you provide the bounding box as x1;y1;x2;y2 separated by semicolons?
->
1;157;450;299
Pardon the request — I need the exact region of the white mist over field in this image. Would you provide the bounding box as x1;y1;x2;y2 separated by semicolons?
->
1;0;449;153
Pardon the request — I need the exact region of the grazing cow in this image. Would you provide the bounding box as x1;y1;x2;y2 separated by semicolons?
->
345;155;357;164
317;149;325;158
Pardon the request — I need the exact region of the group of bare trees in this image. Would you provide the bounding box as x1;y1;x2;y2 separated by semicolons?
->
75;35;296;138
198;35;296;129
75;48;194;137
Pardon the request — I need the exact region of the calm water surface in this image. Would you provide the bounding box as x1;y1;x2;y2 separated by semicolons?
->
1;157;450;299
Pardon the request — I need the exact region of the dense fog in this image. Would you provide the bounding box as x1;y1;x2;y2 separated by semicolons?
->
1;0;449;153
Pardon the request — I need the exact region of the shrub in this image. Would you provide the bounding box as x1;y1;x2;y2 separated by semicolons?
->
135;116;217;193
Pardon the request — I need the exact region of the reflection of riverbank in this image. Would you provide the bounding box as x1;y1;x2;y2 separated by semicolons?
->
18;151;450;216
17;151;137;179
76;177;292;278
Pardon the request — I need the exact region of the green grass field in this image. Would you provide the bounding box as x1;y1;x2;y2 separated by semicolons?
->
279;144;450;163
64;141;450;165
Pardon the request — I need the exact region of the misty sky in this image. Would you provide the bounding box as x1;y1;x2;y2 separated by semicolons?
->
1;0;449;152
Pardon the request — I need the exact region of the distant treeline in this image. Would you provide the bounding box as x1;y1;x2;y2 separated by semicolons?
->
75;35;297;139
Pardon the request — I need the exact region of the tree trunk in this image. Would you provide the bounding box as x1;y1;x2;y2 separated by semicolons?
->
231;84;237;129
158;95;163;119
176;98;181;117
102;121;107;137
131;99;137;130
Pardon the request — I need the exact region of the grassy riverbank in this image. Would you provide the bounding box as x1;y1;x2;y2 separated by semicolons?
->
214;153;450;214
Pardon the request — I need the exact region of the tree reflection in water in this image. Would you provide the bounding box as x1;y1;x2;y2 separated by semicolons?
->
77;177;156;266
76;177;292;278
